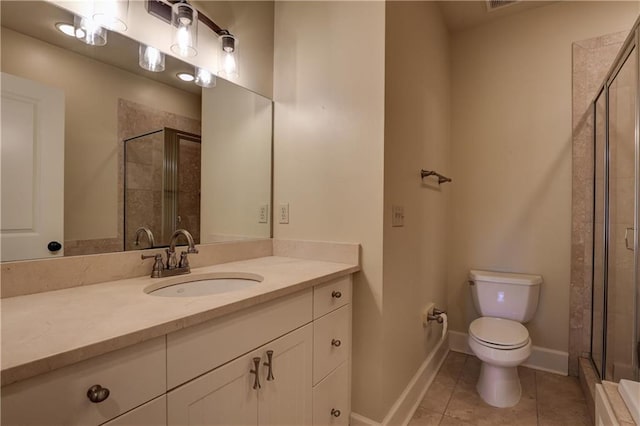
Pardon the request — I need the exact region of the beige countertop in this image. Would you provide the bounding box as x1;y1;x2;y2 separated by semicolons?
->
1;255;359;387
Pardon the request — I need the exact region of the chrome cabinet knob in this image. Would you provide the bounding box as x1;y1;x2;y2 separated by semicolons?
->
331;339;342;347
331;408;341;417
86;384;110;403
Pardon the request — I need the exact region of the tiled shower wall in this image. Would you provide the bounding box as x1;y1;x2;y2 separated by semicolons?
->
65;99;200;256
570;32;626;376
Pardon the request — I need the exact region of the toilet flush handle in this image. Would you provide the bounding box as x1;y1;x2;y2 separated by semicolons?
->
625;227;635;251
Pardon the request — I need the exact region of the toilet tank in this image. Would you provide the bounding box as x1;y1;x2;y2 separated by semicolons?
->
469;269;542;323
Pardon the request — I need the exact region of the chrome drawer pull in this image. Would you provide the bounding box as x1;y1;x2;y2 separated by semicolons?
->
250;357;262;389
331;291;342;299
263;350;275;381
331;408;341;417
86;384;110;403
331;339;342;347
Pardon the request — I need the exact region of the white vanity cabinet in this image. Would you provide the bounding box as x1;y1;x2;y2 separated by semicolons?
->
1;274;354;426
102;396;168;426
1;337;166;426
166;274;353;426
311;276;352;425
168;324;313;425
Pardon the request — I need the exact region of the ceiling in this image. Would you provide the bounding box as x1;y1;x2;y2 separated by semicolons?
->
438;1;558;33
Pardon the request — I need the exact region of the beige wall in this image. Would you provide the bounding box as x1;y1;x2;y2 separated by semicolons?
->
201;79;272;241
448;1;639;353
0;28;200;242
274;1;451;421
273;1;387;420
382;0;451;417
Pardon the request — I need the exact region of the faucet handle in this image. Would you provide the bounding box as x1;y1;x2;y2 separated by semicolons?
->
141;254;164;278
178;252;191;269
166;249;178;269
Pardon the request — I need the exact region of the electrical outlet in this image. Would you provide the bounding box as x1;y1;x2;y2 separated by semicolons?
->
279;203;289;224
258;205;268;223
392;205;404;227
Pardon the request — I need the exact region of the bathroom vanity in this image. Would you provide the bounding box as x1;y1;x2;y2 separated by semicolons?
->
1;255;358;426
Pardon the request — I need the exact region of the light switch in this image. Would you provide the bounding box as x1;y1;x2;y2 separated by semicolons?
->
279;203;289;224
392;205;404;227
259;205;268;223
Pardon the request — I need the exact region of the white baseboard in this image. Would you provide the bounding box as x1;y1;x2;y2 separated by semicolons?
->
448;331;473;355
350;412;382;426
350;335;449;426
448;330;569;375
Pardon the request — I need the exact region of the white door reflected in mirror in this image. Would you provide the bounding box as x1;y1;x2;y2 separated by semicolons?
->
1;72;65;261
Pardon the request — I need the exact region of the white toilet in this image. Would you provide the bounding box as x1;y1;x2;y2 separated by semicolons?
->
467;269;542;408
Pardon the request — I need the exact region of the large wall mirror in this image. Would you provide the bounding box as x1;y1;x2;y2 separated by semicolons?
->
0;1;273;262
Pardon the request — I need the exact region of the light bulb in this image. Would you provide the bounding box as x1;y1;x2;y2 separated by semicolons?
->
170;3;197;58
93;0;129;32
55;22;76;37
195;68;216;88
222;51;237;76
74;15;107;46
177;72;195;82
139;45;165;72
218;33;238;78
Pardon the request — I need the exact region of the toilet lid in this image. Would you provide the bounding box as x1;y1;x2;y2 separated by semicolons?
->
469;317;529;349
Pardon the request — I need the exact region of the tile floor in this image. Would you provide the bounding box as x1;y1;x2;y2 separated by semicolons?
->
409;352;592;426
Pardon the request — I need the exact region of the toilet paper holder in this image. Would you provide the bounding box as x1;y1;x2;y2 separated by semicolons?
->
427;308;446;324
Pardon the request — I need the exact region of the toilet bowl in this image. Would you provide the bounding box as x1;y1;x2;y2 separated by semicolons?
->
468;317;532;407
467;270;542;408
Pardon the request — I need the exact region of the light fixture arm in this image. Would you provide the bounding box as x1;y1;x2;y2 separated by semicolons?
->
146;0;232;38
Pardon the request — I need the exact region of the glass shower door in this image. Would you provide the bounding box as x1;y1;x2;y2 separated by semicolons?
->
606;45;637;382
592;89;607;378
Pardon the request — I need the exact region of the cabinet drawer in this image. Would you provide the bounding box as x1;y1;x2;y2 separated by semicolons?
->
1;337;166;426
313;276;351;319
313;305;350;384
313;362;350;426
103;395;167;426
167;289;313;388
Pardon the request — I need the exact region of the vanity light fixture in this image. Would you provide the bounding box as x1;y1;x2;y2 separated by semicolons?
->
146;0;239;78
55;22;77;37
93;0;129;32
139;44;165;72
74;15;107;46
195;67;216;88
170;2;198;58
218;31;238;78
177;72;195;82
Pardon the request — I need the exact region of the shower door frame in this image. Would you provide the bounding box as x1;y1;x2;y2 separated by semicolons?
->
590;21;640;382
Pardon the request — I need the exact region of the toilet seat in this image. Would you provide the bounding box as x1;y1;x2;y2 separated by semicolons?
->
469;317;529;350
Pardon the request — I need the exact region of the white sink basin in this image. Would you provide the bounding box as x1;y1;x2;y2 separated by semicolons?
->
618;379;640;426
145;273;263;297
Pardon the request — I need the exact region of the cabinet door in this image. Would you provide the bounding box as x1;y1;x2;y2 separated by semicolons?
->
103;396;167;426
313;363;349;426
167;352;258;426
258;324;313;426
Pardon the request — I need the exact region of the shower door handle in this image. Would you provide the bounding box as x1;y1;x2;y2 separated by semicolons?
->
624;227;635;251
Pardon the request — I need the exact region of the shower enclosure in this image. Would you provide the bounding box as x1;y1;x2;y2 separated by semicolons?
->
591;20;639;382
124;128;201;251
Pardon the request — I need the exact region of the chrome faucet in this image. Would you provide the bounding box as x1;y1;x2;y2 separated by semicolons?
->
141;229;198;278
134;226;155;249
167;229;199;269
